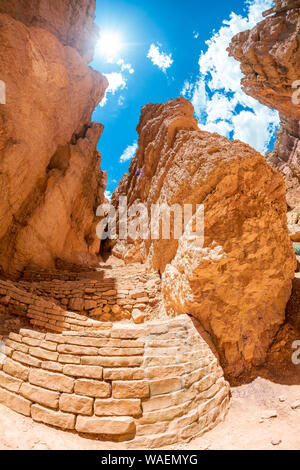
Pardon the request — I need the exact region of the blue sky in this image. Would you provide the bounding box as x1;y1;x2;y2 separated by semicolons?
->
91;0;278;199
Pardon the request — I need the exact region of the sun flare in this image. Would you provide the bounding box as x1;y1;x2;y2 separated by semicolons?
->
97;31;123;60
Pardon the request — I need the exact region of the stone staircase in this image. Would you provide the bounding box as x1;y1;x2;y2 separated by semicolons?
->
18;263;163;323
0;262;230;446
0;263;163;337
0;316;230;447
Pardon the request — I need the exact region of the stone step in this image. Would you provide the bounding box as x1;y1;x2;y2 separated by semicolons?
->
0;316;230;446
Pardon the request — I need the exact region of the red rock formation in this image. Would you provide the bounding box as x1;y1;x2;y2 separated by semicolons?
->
266;118;300;209
227;0;300;383
0;0;99;62
112;97;296;381
228;0;300;209
0;1;108;276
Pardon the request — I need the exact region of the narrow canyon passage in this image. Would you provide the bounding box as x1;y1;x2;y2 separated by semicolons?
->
0;0;299;450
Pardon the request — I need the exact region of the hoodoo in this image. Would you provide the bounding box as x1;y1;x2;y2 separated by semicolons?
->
111;97;296;382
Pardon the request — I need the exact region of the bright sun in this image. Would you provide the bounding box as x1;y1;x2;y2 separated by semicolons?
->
97;31;123;60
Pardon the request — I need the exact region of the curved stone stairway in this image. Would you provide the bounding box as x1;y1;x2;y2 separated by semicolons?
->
0;264;230;447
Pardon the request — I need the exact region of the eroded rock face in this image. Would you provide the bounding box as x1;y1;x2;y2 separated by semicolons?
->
0;2;108;276
266;117;300;209
228;1;300;121
228;0;300;209
111;98;199;270
112;97;296;381
0;0;99;62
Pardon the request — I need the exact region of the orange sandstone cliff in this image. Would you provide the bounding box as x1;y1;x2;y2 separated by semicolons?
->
0;0;108;276
111;97;296;381
227;0;300;382
228;0;300;210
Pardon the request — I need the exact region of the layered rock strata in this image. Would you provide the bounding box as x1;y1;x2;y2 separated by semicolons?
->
0;263;163;329
111;97;296;381
227;0;300;382
0;1;108;276
228;0;300;209
0;0;99;62
0;316;230;447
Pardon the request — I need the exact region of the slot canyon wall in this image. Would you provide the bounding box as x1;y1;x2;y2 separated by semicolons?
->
228;0;300;213
110;0;300;383
111;97;296;382
0;0;108;277
227;0;300;381
0;0;298;389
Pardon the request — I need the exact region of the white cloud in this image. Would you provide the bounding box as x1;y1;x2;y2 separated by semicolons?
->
180;0;279;154
117;59;135;74
99;55;135;107
232;107;279;151
100;95;108;107
118;95;125;106
191;79;208;120
202;121;233;138
105;72;126;93
147;44;173;73
120;141;138;163
180;80;194;97
104;190;112;202
182;78;208;120
100;72;127;107
206;93;235;122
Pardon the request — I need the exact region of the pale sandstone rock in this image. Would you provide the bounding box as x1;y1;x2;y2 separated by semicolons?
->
112;381;150;399
132;309;145;324
31;404;76;430
63;365;103;380
0;371;22;393
74;379;111;398
29;368;74;393
150;378;182;396
20;382;59;409
103;368;144;381
12;351;41;368
291;400;300;409
58;354;81;365
261;409;278;419
287;208;300;241
94;398;142;418
0;0;99;63
0;387;31;416
59;393;93;416
3;358;29;381
75;415;136;437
